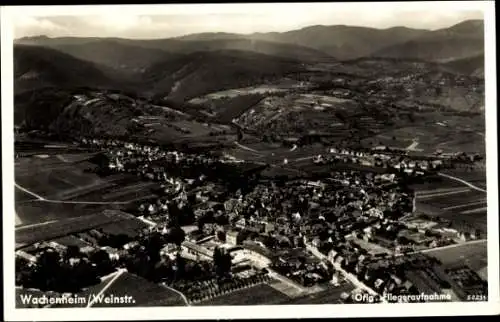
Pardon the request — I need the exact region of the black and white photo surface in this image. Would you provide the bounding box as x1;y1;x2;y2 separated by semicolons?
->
1;2;498;320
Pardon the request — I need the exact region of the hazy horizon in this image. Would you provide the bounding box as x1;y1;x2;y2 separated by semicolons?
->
12;3;484;40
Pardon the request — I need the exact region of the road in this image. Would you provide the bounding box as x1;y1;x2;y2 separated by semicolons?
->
86;268;127;308
437;172;487;193
137;216;157;227
15;182;131;205
406;239;487;256
16;219;60;231
305;243;386;302
160;283;191;306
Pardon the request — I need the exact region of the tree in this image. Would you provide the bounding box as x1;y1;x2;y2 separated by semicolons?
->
142;232;165;263
89;249;114;276
213;247;232;278
64;245;81;262
168;226;186;247
35;249;62;291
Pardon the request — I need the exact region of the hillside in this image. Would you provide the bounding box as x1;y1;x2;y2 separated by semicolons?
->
141;50;305;101
374;20;484;61
250;25;429;60
162;38;334;62
16;36;333;65
41;41;178;74
14;45;119;94
15;88;187;137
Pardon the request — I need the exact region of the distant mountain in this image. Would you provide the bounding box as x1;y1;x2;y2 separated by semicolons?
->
16;35;333;65
141;50;305;101
15;37;178;74
164;38;334;62
249;25;429;60
373;20;484;61
14;45;118;93
16;19;483;64
44;41;176;73
174;32;243;41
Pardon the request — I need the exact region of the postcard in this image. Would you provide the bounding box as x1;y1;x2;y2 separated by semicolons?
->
2;2;498;320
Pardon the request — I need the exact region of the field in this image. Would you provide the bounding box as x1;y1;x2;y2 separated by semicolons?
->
15;154;100;197
15;201;125;226
51;272;187;307
68;180;159;203
424;241;487;280
92;273;186;307
363;114;485;154
15;153;154;202
50;235;92;248
282;282;355;304
196;283;290;306
15;210;133;248
413;174;487;235
96;218;149;238
189;85;288;104
14;150;162;227
440;169;487;190
15;186;36;202
143;118;237;144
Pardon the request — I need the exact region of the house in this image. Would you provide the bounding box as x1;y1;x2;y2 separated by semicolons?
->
226;230;241;245
16;250;37;264
374;278;385;290
101;246;120;260
160;244;178;258
181;241;214;260
124;241;140;250
47;241;67;253
80;245;96;254
265;223;275;234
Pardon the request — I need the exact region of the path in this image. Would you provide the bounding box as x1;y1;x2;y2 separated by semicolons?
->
160;283;191;306
233;142;261;154
438;173;487;193
406;140;419;151
16;219;59;231
86;268;127;307
443;199;487;210
406;239;487;256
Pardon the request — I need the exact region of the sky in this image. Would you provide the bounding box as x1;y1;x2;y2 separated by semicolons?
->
11;3;484;39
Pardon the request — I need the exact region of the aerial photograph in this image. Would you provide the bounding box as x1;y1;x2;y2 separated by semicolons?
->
10;2;489;309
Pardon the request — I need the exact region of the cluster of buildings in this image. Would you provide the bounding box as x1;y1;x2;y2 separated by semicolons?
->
317;147;445;175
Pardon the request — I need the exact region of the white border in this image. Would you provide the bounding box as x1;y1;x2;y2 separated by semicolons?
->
2;2;499;320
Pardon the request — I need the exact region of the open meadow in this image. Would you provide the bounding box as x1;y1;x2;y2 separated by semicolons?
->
424;240;487;280
196;283;290;306
414;175;487;236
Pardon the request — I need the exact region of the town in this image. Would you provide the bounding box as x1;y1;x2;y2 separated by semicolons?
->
15;136;487;307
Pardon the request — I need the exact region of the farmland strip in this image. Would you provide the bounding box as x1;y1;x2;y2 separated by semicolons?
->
460;207;487;215
438;172;487;193
443;199;487;210
416;189;471;200
15;210;133;247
